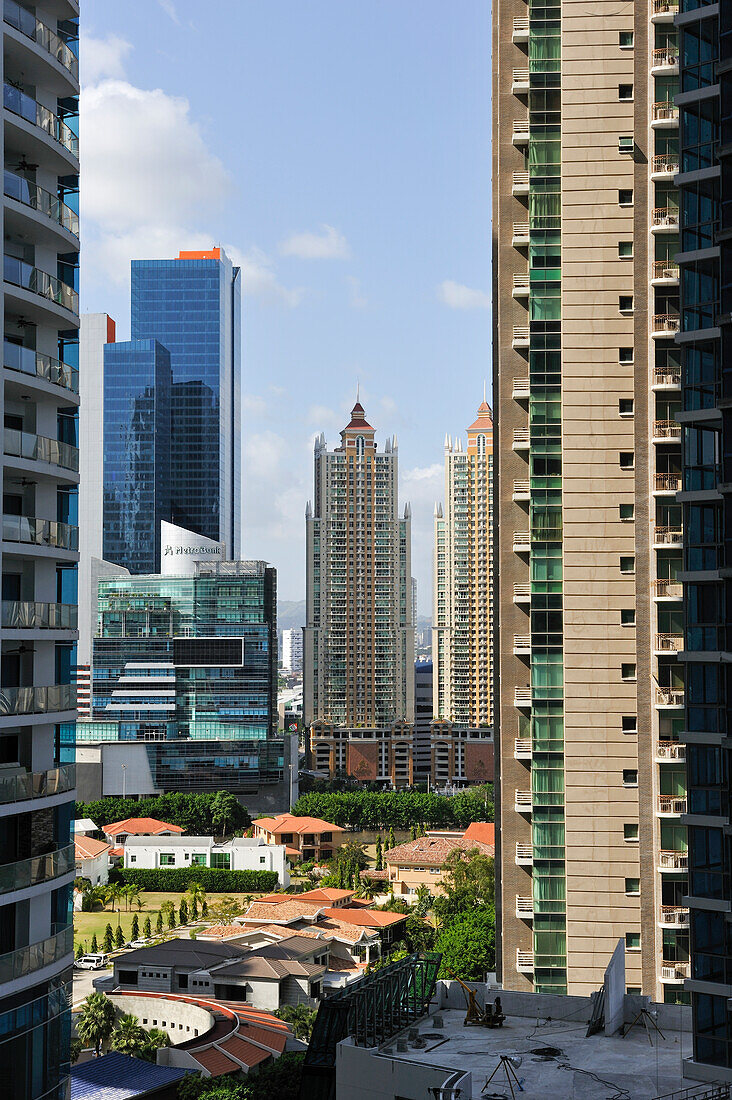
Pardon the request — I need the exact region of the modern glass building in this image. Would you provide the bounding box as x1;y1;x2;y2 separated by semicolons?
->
677;1;732;1082
102;339;171;574
0;2;80;1096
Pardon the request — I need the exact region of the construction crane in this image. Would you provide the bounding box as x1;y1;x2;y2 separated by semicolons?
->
448;974;505;1028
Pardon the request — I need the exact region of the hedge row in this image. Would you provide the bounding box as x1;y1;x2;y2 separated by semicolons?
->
292;788;494;830
112;867;279;893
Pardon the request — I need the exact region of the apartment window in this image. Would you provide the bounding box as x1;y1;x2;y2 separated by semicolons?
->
620;555;635;574
619;295;634;313
129;855;136;863
159;854;175;866
619;504;634;521
619;136;635;154
618;241;633;258
624;823;639;841
619;452;634;470
619;189;633;206
619;31;634;48
619;84;633;101
623;769;638;786
622;716;637;734
621;663;637;682
625;878;640;895
619;347;634;364
625;932;641;950
621;609;636;626
619;399;634;416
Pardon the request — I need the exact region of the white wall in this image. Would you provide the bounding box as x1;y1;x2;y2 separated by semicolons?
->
123;838;289;886
335;1040;471;1100
76;850;109;886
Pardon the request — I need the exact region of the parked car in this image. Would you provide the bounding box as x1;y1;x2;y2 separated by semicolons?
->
74;954;108;970
126;939;150;949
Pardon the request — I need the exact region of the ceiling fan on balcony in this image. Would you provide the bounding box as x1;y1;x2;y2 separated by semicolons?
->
9;156;38;174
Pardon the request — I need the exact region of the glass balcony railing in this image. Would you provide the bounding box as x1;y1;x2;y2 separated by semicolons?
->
4;428;78;472
0;925;73;986
1;601;77;630
4;171;79;236
3;84;78;158
3;0;79;80
2;515;78;550
0;684;76;716
0;763;75;805
4;255;78;313
0;843;74;896
3;340;78;394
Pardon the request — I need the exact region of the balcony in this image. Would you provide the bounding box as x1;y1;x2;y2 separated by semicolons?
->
512;325;530;349
515;790;532;813
512;377;530;400
655;633;683;654
514;688;532;709
512;18;529;43
651;207;680;232
651;261;680;285
512;68;530;93
651;102;679;128
513;634;531;656
653;526;682;547
0;763;74;806
3;340;78;394
513;583;531;604
4;256;78;315
652;366;681;390
652;315;680;338
651;0;679;20
514;738;532;760
513;532;530;554
659;906;689;927
4;428;79;473
653;419;681;442
651;153;679;179
3;83;78;159
516;949;534;973
512;428;530;451
0;924;72;987
661;962;689;982
4;0;79;81
658;850;688;872
512;223;530;246
655;686;684;708
652;579;682;601
653;472;682;495
652;47;679;74
512;120;530;146
512;171;529;196
516;896;534;920
512;273;530;297
513;480;530;502
0;684;75;717
515;843;533;866
658;795;687;816
0;844;74;897
657;740;686;762
4;171;79;238
2;515;78;551
1;601;77;631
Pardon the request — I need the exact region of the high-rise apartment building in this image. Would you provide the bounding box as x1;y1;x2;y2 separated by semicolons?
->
676;3;730;1082
493;0;685;1000
282;627;303;673
304;400;415;784
433;399;494;726
0;4;80;1095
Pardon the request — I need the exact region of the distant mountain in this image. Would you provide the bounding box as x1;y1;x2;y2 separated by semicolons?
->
278;600;306;632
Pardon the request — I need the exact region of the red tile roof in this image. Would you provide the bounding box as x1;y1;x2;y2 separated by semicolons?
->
74;835;110;860
219;1034;272;1068
462;822;495;847
192;1047;240;1076
297;888;354;903
321;907;407;928
385;834;494;867
253;813;344;835
198;924;247;940
102;817;183;837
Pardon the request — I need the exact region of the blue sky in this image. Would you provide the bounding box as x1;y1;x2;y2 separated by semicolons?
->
80;0;492;611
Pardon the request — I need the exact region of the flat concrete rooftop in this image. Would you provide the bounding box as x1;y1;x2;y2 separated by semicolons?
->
383;1007;693;1099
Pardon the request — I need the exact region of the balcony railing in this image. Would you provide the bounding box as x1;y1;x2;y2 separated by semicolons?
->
2;515;78;551
515;843;533;865
513;533;530;554
516;896;533;918
513;428;530;448
513;583;531;601
653;419;681;439
512;18;529;39
653;0;679;13
658;851;688;872
513;635;531;655
513;480;530;499
515;790;532;812
652;260;680;282
658;795;687;815
655;686;684;707
1;601;77;630
516;949;534;972
652;101;679;124
512;68;530;90
652;47;679;69
4;171;78;236
4;0;79;79
653;366;681;388
512;378;530;399
654;526;682;546
0;763;74;806
661;962;689;981
3;340;78;394
656;633;684;653
512;273;530;294
652;315;681;336
512;223;530;244
654;473;682;493
4;428;78;472
512;326;530;346
0;843;74;896
660;906;689;927
657;740;686;761
4;255;78;314
0;684;75;717
514;738;532;759
652;206;680;229
651;153;679;176
512;120;530;143
0;925;73;987
512;171;529;192
3;84;78;158
653;579;683;599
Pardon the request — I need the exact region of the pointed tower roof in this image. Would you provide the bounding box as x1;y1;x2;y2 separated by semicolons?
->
343;393;374;432
467;399;493;433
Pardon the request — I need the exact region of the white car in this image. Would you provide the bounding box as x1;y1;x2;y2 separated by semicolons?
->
126;939;150;949
74;954;108;970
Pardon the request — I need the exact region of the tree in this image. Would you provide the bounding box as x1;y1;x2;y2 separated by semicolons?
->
155;911;163;934
114;924;125;949
436;907;495;981
75;941;84;960
70;1038;82;1064
210;790;239;837
387;826;395;851
201;899;208;918
405;913;437;953
75;792;251;837
90;933;99;953
143;916;152;938
433;848;495;924
410;823;417;841
209;897;243;924
131;914;140;940
76;992;116;1056
375;834;383;871
179;898;189;925
414;884;432;918
140;1027;171;1062
274;1004;317;1042
110;1013;147;1056
102;924;114;954
167;908;176;930
190;897;198;921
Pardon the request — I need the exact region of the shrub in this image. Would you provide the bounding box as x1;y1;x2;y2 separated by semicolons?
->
113;867;278;893
74;791;251;837
291;788;494;830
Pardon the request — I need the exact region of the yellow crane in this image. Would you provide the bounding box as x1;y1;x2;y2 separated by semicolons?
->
449;973;505;1028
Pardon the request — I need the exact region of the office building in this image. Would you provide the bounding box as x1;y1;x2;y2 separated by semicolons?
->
493;0;685;1000
433;398;494;726
304;399;415;783
282;627;303;673
0;3;80;1096
413;659;433;780
675;2;731;1083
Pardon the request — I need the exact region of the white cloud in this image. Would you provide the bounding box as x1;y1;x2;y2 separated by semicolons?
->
242;394;268;417
234;246;304;307
80;33;132;85
437;280;491;310
158;0;181;25
346;275;367;308
279;224;350;260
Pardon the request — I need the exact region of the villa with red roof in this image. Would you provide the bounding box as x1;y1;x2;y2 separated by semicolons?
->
383;827;494;899
252;813;344;862
102;817;184;846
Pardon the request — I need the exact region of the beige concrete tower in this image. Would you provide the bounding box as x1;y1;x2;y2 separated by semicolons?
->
493;0;685;1001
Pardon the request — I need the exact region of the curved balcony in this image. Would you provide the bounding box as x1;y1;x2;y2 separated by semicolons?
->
0;763;74;806
651;102;679;128
0;843;74;896
3;340;78;395
3;83;78;158
4;170;79;238
4;255;78;316
0;925;72;986
2;515;78;551
0;684;75;717
3;1;79;81
1;601;77;630
651;153;679;179
4;428;78;474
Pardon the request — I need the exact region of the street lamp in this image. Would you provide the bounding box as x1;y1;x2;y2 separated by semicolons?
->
121;764;126;799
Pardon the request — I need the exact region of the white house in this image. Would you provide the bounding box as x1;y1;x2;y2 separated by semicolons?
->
123;835;290;886
75;835;111;886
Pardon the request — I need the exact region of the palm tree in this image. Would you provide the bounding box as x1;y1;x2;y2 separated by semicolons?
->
274;1004;317;1042
76;993;116;1057
110;1013;146;1056
140;1028;171;1062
